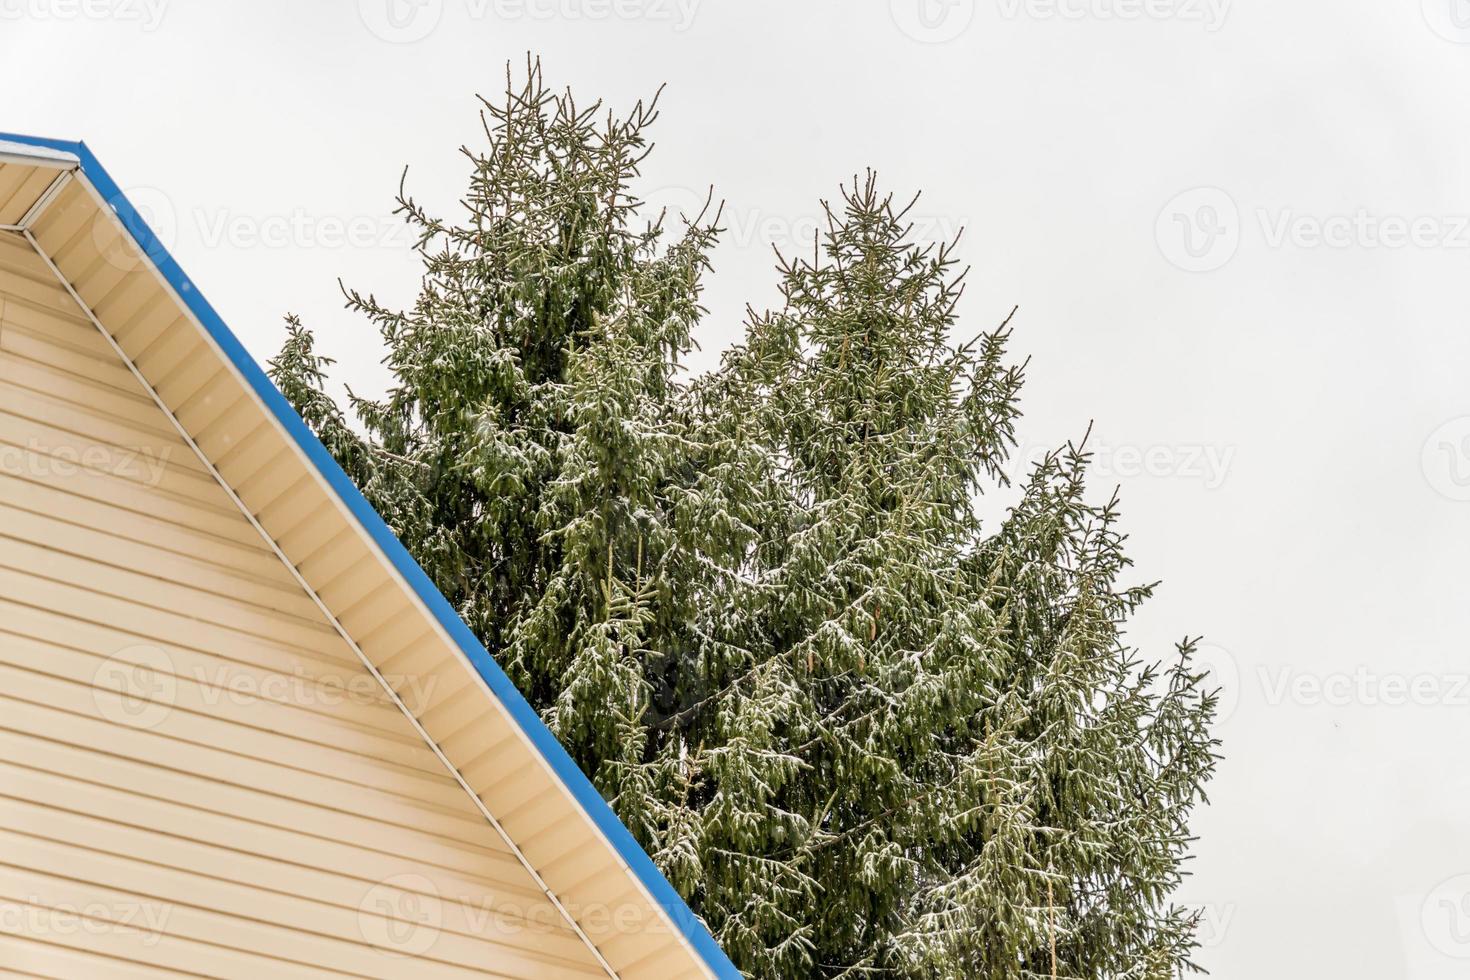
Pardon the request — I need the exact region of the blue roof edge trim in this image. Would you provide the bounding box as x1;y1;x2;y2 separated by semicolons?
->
0;131;741;980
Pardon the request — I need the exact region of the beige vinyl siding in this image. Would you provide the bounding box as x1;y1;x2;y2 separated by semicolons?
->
0;150;716;979
0;164;62;227
0;229;607;978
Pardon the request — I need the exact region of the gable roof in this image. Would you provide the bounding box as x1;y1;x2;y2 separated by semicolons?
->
0;132;740;980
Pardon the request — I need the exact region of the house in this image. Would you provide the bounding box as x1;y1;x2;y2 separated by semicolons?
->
0;135;740;979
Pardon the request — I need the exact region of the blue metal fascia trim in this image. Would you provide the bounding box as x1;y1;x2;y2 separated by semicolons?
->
0;130;741;979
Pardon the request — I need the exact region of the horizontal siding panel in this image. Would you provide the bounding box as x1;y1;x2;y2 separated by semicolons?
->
298;533;374;597
0;501;317;617
613;941;704;980
269;504;339;564
0;422;205;517
0;565;361;676
357;610;432;659
155;349;226;412
0;260;77;314
0;695;480;833
0;760;538;903
0;599;417;736
49;203;121;286
0;797;580;945
336;583;409;641
0;227;35;257
234;450;300;507
133;324;204;387
0;166;56;224
192;401;262;462
0;640;440;775
0;328;144;395
250;469;318;528
89;269;158;329
0;391;210;487
0;353;162;432
111;301;181;362
0;167;37;222
0;370;178;447
0;449;266;550
0;889;356;980
27;180;92;256
0;628;429;764
4;834;603;979
74;246;135;310
459;730;524;789
0;535;342;651
0;470;290;582
0;281;115;349
213;420;281;483
0;418;221;512
179;376;249;441
0;224;38;252
0;726;516;886
0;932;204;980
477;762;552;821
0;239;66;288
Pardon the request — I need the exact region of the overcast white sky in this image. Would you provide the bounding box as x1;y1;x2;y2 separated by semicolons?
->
7;1;1470;975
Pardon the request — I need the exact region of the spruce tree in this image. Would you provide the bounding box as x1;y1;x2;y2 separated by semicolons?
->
270;62;728;831
271;61;1218;979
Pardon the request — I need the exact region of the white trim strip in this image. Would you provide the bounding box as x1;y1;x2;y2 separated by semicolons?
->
18;171;72;231
0;151;77;170
0;139;79;166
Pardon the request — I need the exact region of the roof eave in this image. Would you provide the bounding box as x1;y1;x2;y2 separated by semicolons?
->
0;130;740;980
